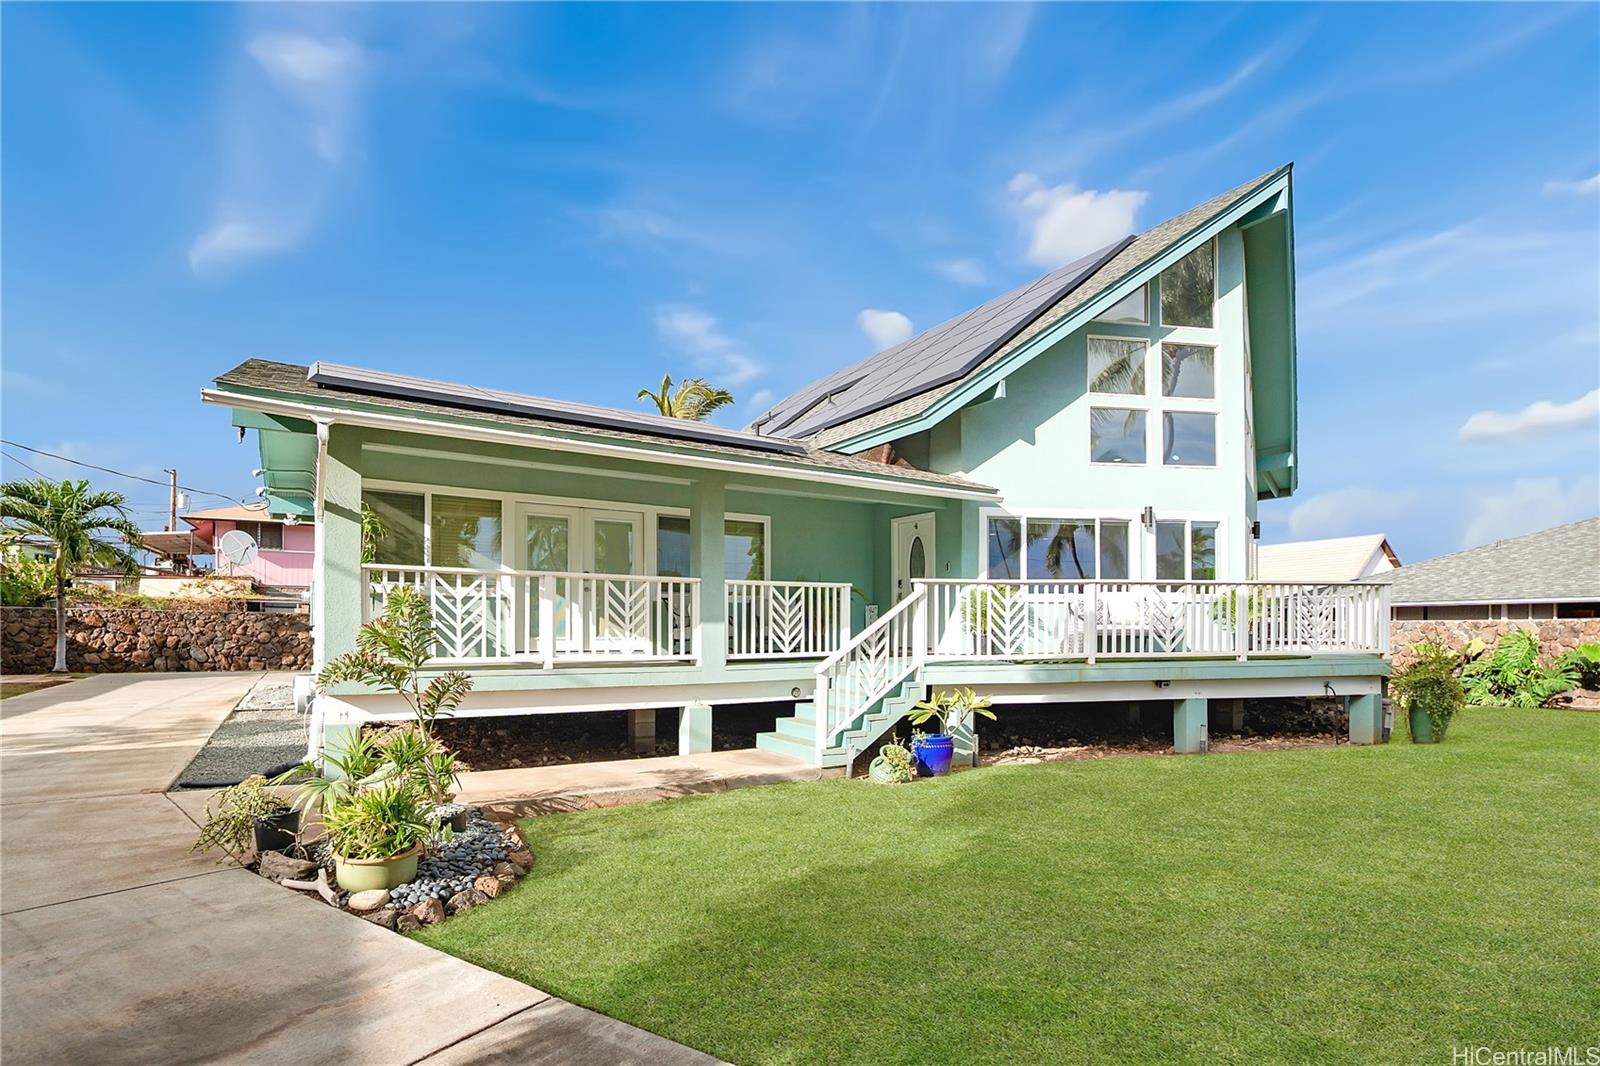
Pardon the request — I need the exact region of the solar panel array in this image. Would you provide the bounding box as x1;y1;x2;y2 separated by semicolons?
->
753;236;1133;439
305;362;807;454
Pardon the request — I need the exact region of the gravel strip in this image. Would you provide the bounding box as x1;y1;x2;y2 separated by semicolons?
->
173;679;308;788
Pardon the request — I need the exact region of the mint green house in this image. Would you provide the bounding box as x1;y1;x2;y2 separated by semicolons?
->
205;164;1390;769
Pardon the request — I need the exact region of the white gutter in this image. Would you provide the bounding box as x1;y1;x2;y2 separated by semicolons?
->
201;388;998;502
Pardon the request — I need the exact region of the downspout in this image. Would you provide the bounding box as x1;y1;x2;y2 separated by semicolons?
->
303;418;333;763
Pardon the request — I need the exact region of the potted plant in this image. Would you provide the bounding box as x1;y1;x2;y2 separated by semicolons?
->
867;739;915;784
191;775;301;860
906;687;996;776
323;780;433;892
1391;643;1466;744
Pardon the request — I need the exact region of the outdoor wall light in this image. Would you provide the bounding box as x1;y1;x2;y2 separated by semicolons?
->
791;687;804;699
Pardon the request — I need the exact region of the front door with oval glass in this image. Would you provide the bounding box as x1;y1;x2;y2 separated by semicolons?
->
891;512;935;605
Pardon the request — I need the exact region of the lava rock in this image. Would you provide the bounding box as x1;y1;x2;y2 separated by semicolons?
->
396;912;422;933
258;852;316;882
474;874;505;899
412;898;445;925
359;908;398;931
446;890;476;915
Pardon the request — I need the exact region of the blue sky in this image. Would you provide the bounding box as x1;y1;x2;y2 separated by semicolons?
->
3;2;1597;562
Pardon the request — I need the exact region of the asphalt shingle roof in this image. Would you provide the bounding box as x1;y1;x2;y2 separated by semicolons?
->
212;360;994;495
1372;518;1600;603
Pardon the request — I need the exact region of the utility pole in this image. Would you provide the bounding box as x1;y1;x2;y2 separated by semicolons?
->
165;469;177;531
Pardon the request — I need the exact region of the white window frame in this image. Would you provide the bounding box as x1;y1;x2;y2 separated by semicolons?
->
1155;236;1219;331
1159;410;1219;469
361;478;771;579
979;507;1144;581
1151;516;1225;581
1090;283;1149;325
1085;334;1150;398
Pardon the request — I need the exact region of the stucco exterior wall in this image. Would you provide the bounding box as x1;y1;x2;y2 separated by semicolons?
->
928;225;1253;579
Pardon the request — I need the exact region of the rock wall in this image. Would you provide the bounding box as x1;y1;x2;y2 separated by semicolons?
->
1391;618;1600;669
1;607;311;673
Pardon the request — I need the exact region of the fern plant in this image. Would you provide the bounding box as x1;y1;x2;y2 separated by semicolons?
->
1460;630;1579;708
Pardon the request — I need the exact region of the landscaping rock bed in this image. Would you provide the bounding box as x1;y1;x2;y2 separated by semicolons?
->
257;805;535;932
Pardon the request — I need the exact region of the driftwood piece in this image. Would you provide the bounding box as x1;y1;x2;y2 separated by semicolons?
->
282;867;339;906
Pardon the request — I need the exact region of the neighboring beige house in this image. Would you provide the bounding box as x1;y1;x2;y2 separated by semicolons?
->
1257;533;1400;582
1374;518;1600;621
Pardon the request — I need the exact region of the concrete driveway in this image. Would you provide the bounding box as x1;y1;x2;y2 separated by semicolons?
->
1;673;718;1065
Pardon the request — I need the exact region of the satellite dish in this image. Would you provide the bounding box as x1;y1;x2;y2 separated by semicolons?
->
218;529;259;566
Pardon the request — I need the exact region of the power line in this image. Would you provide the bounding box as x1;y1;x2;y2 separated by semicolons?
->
0;440;244;503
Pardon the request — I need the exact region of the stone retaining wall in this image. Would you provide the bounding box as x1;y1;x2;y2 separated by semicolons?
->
1;607;311;673
1390;618;1600;669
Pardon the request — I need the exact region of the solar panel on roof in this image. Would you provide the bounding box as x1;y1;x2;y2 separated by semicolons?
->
305;362;808;454
755;236;1134;439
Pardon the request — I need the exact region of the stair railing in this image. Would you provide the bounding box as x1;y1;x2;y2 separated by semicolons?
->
813;584;927;754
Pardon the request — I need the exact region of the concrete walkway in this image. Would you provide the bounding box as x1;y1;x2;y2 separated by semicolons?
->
1;673;719;1065
459;747;827;819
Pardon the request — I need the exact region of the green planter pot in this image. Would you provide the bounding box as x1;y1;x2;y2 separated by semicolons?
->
334;844;421;893
1408;706;1448;744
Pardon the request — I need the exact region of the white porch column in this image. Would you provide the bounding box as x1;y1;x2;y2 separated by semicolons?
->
691;475;727;674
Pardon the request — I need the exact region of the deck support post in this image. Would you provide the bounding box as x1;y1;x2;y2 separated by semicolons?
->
1173;698;1208;754
628;709;658;754
1216;697;1245;733
679;701;713;755
1346;693;1384;745
950;711;978;769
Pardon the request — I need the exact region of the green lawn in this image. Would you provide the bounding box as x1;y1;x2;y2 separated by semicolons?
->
416;709;1600;1064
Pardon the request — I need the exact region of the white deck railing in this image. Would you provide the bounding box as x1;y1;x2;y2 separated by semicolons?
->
921;579;1390;661
364;565;700;666
814;579;1391;754
726;580;852;660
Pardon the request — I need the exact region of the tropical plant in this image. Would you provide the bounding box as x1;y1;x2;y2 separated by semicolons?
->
907;687;996;737
873;740;915;784
0;478;143;671
637;374;735;421
1460;629;1578;708
190;776;293;861
1559;643;1600;691
1390;643;1467;737
321;779;432;861
316;586;473;741
359;502;387;565
0;547;55;607
273;729;386;815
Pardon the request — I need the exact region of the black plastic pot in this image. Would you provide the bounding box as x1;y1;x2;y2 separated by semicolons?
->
448;810;470;833
253;808;301;853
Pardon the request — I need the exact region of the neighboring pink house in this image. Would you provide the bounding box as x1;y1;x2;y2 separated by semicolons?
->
180;504;315;590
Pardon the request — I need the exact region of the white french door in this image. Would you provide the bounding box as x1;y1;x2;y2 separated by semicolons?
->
514;504;646;654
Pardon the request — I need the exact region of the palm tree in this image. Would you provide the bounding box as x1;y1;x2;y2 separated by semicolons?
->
1;479;143;672
637;374;735;421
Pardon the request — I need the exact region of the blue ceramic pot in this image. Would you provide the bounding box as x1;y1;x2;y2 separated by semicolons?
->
912;733;955;776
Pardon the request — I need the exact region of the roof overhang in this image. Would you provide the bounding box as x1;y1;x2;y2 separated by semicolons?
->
203;388;999;503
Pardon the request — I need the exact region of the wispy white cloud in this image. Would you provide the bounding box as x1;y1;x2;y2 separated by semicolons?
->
1285;486;1417;540
856;309;914;350
189;23;369;277
1461;476;1600;548
654;305;763;387
934;258;987;286
744;388;774;413
1543;173;1600;198
1007;174;1146;268
1458;389;1600;442
594;204;731;254
1299;219;1592;326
